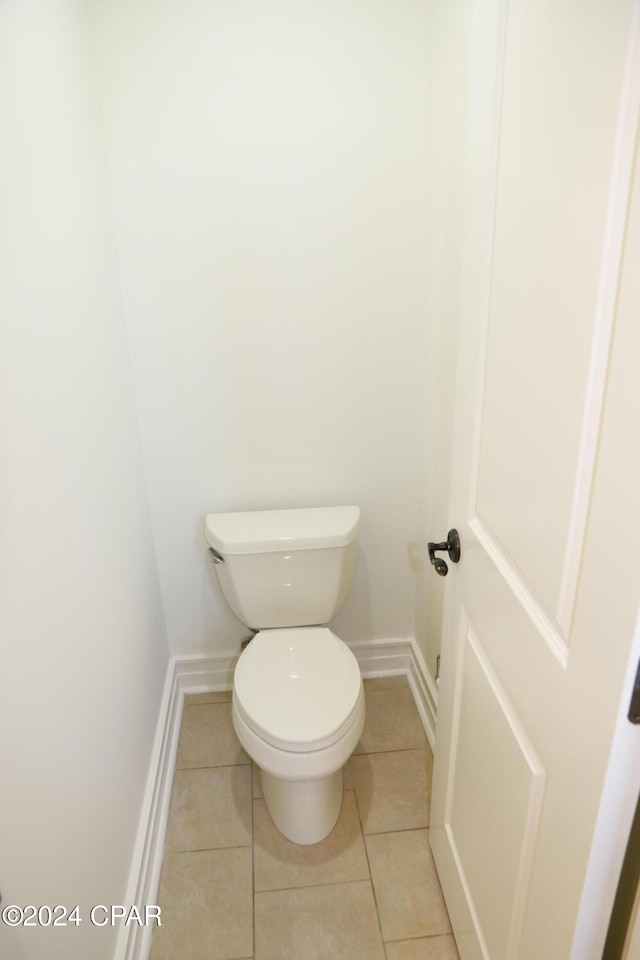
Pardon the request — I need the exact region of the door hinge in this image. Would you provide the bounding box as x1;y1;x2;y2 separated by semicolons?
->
628;659;640;724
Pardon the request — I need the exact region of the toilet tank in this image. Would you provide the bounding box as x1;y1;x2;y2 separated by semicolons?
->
204;506;360;630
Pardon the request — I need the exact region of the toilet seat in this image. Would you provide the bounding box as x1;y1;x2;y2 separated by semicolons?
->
233;627;362;753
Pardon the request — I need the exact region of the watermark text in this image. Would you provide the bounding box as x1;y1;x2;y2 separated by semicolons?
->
1;904;161;928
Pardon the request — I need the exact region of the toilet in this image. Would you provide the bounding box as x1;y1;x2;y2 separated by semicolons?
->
204;505;365;845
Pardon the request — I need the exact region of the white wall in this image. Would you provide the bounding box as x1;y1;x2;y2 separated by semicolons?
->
0;4;170;958
90;0;434;656
413;0;471;679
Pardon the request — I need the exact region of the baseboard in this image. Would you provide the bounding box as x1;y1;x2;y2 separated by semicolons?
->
347;636;437;749
174;649;240;692
113;660;182;960
174;637;438;746
117;635;437;960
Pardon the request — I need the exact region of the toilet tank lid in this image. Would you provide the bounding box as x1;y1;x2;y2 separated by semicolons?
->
204;505;360;555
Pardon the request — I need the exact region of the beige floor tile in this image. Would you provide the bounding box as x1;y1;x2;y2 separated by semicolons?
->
176;702;249;769
157;673;455;960
351;748;431;833
184;690;232;704
254;789;369;891
149;847;252;960
165;765;252;852
363;675;410;692
355;686;427;754
255;880;385;960
366;830;451;941
385;935;460;960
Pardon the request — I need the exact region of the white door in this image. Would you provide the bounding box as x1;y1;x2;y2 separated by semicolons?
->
430;2;640;959
622;884;640;960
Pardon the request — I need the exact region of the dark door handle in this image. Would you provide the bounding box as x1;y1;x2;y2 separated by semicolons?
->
428;529;461;577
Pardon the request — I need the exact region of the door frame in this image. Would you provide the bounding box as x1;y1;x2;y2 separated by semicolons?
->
571;609;640;957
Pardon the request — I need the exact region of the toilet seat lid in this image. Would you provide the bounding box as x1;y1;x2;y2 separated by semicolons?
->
233;627;362;752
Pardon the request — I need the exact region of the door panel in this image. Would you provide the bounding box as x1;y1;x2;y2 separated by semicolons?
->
430;0;640;958
448;621;545;960
474;0;630;624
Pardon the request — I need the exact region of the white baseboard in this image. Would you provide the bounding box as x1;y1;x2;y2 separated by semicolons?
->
346;636;437;749
175;649;240;692
118;635;436;960
174;637;438;747
113;660;182;960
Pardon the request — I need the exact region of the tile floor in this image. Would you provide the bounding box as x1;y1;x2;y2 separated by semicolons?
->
149;675;459;960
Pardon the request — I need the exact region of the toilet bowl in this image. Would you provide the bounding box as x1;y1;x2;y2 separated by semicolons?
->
204;505;363;844
232;627;364;844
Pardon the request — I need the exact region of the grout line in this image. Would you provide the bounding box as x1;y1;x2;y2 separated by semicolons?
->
351;744;429;758
174;759;252;771
351;768;388;957
384;932;455;943
251;762;256;960
362;824;430;838
165;842;253;856
254;877;376;897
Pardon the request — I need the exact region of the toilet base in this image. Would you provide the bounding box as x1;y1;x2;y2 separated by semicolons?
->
260;767;343;845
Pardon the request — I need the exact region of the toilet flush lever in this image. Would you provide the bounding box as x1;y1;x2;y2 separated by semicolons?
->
208;547;225;564
428;529;461;577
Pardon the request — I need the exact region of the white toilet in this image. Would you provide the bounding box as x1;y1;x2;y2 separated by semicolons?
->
204;505;365;845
